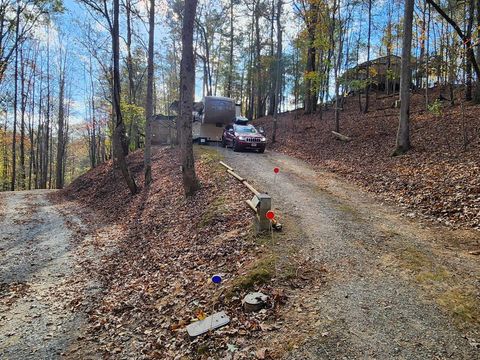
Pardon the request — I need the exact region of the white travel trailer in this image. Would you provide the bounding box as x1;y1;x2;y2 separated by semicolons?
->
192;96;240;143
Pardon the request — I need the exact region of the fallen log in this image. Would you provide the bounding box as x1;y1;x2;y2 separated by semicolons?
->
331;131;352;142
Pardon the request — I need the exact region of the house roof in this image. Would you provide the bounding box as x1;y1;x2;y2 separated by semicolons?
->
355;55;402;69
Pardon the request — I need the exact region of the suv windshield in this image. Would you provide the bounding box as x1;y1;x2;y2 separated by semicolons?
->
235;125;257;134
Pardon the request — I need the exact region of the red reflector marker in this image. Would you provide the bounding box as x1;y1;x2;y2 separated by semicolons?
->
266;210;275;220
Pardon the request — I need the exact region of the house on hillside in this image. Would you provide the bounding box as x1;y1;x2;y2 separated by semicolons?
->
152;114;176;145
341;55;402;93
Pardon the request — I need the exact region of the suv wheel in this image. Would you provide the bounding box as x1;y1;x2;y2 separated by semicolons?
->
233;140;240;152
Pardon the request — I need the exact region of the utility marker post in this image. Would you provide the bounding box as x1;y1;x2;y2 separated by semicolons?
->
266;210;277;276
273;167;279;185
256;193;272;232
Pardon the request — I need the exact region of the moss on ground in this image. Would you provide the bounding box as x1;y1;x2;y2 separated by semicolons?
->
230;255;276;293
437;288;480;325
194;145;224;165
395;246;479;329
415;269;450;283
398;247;433;273
334;202;363;222
199;195;227;228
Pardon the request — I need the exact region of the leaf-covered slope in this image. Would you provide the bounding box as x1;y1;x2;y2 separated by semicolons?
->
257;87;480;230
59;147;292;358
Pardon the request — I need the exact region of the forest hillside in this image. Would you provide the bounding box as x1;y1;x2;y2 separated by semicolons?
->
257;86;480;230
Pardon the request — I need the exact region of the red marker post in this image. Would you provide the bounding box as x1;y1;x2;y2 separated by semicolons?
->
265;210;277;275
273;167;280;185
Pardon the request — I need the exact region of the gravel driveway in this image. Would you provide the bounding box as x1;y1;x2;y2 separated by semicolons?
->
0;190;85;359
218;146;480;359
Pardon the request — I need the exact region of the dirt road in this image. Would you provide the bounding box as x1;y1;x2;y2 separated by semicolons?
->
0;190;85;359
219;147;480;359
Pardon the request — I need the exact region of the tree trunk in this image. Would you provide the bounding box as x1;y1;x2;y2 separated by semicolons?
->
477;0;480;66
393;0;414;156
19;48;26;190
112;0;137;194
144;0;155;186
247;17;254;120
89;57;96;168
55;55;66;189
126;0;135;104
355;23;363;112
268;0;275;116
416;2;426;89
2;110;8;190
465;0;474;100
226;0;234;98
304;2;318;115
425;2;430;108
41;29;51;189
10;4;20;191
334;2;343;133
272;0;282;143
364;0;372;113
48;123;53;188
254;1;263;118
28;52;37;190
179;0;199;197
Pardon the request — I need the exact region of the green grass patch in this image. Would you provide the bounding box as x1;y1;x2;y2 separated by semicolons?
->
334;203;363;222
228;255;276;295
279;260;298;281
398;247;433;273
194;145;224;164
415;269;451;283
227;250;300;298
196;344;209;355
398;247;451;283
194;145;228;182
437;288;480;325
235;255;276;289
248;228;272;246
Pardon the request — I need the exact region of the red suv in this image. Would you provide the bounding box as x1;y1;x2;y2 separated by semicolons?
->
222;124;267;153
